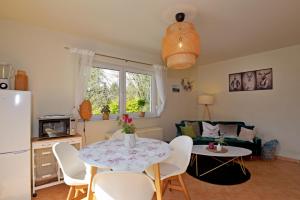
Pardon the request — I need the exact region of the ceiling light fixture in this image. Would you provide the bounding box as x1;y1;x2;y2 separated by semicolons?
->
162;12;200;69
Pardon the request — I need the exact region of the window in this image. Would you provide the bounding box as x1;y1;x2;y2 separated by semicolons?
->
86;62;156;118
86;67;120;115
126;72;152;113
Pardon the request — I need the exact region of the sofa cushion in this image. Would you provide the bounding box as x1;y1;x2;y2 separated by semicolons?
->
219;124;238;137
184;121;201;136
238;127;256;142
202;122;219;138
180;126;197;139
237;125;255;135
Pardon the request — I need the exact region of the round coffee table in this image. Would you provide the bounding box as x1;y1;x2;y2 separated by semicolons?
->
190;145;252;177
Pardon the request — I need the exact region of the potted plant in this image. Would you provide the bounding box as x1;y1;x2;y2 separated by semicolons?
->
101;105;110;120
215;134;226;152
118;115;136;148
137;99;146;117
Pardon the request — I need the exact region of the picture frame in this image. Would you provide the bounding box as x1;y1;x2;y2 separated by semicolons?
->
229;73;242;92
256;68;273;90
242;71;256;91
229;68;273;92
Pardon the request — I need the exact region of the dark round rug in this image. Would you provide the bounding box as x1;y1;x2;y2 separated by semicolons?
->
187;155;251;185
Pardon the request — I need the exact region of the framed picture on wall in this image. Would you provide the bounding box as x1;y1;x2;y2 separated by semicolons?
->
229;73;242;92
256;68;273;90
242;71;256;91
229;68;273;92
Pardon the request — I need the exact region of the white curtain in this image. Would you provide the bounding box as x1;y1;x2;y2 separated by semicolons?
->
153;64;167;116
70;48;95;118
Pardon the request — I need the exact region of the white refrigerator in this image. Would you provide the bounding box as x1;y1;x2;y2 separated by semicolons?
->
0;90;31;200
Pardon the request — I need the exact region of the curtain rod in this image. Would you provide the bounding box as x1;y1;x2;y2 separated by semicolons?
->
64;46;153;66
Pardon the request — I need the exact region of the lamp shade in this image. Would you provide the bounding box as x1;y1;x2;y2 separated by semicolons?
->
162;22;200;69
198;95;214;105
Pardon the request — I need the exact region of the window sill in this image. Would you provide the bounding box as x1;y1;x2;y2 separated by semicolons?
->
79;114;159;122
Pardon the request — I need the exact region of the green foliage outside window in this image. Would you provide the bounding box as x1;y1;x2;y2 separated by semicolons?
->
85;67;152;116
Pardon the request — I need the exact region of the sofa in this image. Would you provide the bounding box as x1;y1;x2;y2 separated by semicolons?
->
175;120;262;156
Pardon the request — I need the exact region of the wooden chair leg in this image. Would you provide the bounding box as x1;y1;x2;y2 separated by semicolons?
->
168;180;172;192
74;189;79;198
162;180;169;196
67;186;75;200
178;174;190;200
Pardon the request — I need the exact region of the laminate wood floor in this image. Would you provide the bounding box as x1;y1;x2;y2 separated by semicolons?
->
34;159;300;200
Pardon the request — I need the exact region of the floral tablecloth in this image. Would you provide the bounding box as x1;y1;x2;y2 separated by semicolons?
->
79;138;171;172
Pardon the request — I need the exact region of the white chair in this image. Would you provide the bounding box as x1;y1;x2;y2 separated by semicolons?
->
93;172;155;200
52;142;89;200
110;129;124;140
145;135;193;200
110;129;139;140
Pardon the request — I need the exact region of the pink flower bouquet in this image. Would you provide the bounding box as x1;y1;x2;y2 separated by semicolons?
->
118;114;136;134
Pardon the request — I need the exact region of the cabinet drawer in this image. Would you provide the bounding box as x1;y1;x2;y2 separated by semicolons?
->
35;163;58;179
35;174;58;187
34;147;54;157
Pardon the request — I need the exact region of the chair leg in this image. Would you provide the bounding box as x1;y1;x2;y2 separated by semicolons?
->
67;186;75;200
168;180;172;192
162;180;169;196
74;189;79;198
178;175;191;200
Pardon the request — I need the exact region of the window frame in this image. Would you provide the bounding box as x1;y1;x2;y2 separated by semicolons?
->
89;61;157;120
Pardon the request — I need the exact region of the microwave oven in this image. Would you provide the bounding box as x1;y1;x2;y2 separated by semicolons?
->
38;115;76;139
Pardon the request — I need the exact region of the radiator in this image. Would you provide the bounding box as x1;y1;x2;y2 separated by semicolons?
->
135;127;164;140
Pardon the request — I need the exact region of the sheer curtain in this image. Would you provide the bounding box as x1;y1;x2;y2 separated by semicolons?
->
70;48;95;118
153;64;167;116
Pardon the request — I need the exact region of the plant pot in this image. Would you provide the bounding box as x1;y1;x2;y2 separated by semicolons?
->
124;134;136;148
216;143;222;152
102;112;110;120
138;112;145;117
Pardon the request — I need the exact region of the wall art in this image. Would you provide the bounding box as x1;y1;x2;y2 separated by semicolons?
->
181;78;194;92
229;68;272;92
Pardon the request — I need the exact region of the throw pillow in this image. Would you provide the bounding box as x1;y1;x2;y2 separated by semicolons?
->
238;127;256;143
185;121;201;136
202;122;219;138
238;125;255;135
180;126;196;139
219;124;238;138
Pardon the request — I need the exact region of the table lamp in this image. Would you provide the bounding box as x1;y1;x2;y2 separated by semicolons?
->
198;95;214;120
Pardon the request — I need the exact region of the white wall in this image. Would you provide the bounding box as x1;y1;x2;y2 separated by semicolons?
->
0;20;197;142
195;45;300;159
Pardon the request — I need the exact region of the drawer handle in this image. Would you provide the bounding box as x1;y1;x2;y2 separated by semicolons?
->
41;174;52;179
41;151;51;155
41;163;52;167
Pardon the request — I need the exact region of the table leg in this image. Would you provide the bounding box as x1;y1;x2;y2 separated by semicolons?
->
196;155;198;176
198;157;237;177
87;166;97;200
238;157;247;175
153;163;163;200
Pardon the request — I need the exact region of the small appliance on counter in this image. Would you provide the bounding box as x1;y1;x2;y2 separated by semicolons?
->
38;115;76;139
0;63;13;90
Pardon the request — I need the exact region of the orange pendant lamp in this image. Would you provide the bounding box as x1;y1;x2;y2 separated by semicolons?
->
162;13;200;69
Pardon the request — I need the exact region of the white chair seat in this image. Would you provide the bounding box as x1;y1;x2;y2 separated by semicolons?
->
64;170;89;186
93;172;155;200
145;162;181;180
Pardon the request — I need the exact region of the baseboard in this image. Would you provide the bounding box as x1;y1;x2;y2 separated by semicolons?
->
276;155;300;164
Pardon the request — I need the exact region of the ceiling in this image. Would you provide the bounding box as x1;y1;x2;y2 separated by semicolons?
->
1;0;300;65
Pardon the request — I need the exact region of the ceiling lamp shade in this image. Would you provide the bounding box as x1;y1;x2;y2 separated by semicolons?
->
162;13;200;69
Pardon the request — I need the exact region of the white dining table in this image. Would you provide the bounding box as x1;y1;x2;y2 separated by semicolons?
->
79;137;171;200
